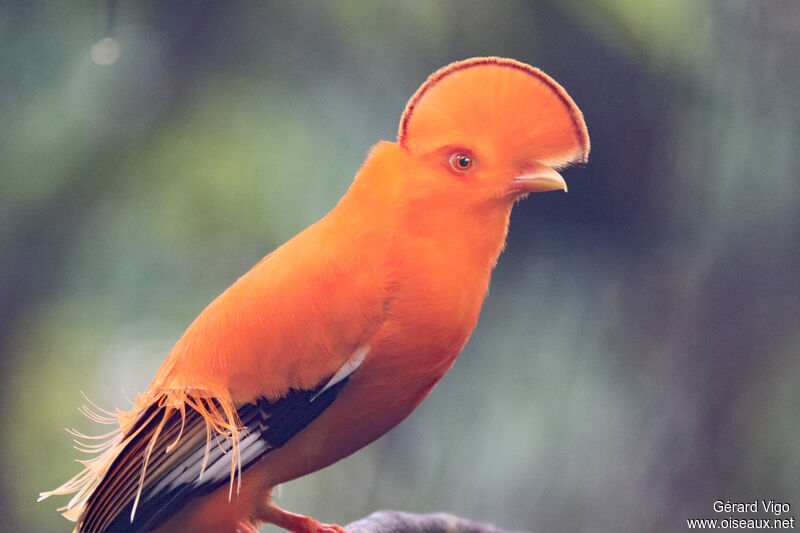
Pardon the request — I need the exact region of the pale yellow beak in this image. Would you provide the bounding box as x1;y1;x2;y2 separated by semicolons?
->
511;162;568;193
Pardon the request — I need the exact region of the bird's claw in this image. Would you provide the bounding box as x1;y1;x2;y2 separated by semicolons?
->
313;524;351;533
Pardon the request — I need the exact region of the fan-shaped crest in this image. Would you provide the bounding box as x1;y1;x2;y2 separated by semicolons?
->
398;57;589;167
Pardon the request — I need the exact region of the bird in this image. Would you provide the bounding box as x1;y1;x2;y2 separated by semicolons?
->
40;56;589;533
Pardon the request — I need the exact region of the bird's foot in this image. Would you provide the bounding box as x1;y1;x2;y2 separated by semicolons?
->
309;522;350;533
258;502;351;533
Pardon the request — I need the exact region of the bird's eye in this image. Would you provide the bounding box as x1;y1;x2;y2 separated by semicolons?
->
449;152;474;173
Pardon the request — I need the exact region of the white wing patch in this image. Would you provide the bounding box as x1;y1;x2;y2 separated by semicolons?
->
147;430;268;498
141;350;369;502
141;349;369;502
311;345;369;401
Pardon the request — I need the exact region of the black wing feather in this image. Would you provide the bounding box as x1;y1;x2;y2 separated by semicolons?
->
83;375;349;533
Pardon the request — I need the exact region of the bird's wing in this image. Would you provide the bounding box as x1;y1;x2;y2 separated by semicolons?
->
44;216;394;532
78;361;357;533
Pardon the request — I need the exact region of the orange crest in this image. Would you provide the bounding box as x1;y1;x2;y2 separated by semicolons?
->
398;57;589;168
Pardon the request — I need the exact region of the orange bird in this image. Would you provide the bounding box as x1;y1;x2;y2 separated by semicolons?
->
41;57;589;533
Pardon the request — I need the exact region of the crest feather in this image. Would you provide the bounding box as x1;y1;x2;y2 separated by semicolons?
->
398;57;589;167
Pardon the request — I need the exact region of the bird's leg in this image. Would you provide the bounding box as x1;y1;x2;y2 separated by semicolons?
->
258;500;350;533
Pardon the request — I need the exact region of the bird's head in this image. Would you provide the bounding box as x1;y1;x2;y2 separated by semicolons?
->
394;57;589;205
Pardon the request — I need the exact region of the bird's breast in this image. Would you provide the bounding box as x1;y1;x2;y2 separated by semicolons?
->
388;232;493;356
233;224;498;490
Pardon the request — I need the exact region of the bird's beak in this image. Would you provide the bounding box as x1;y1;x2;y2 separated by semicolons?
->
511;162;568;193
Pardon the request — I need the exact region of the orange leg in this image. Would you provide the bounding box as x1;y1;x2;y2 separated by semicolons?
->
258;501;350;533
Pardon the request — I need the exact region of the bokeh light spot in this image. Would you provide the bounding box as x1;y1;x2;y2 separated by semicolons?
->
90;37;120;66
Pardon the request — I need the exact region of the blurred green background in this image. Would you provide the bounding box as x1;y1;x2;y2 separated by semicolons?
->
2;1;799;532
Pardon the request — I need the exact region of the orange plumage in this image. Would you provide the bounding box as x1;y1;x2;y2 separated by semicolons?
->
41;57;589;533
